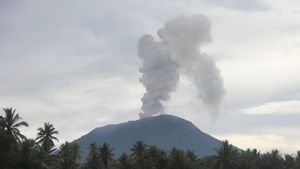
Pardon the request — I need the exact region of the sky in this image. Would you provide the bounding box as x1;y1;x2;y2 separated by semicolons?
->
0;0;300;154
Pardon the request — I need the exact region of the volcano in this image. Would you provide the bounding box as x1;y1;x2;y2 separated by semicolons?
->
73;114;221;161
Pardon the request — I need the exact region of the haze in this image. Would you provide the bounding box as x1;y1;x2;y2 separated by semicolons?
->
0;0;299;153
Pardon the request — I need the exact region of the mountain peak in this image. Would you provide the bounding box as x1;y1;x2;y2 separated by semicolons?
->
73;114;221;161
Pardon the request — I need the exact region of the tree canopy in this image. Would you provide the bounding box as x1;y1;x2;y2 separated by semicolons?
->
1;107;300;169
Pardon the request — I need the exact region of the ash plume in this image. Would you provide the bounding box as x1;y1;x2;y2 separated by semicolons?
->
138;14;225;118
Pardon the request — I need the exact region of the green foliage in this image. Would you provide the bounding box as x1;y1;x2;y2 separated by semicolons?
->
36;122;59;153
131;141;148;169
0;108;66;169
85;142;100;169
58;142;81;169
213;140;239;169
99;143;114;169
116;153;132;169
238;148;260;169
18;139;49;169
186;150;199;169
1;108;300;169
145;145;168;169
259;149;285;169
284;154;295;169
168;148;193;169
0;108;28;142
295;151;300;169
0;134;19;168
0;108;29;169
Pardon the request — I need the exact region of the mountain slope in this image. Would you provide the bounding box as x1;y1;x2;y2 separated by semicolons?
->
73;114;221;161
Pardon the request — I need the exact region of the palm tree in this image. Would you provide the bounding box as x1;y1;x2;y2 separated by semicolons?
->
0;129;16;169
131;141;147;169
58;142;81;169
295;151;300;169
214;140;238;169
146;145;168;169
199;156;216;169
117;153;131;169
186;150;199;169
99;143;114;169
168;148;191;169
36;122;59;152
0;108;28;142
270;150;284;169
85;142;100;169
239;148;260;169
259;149;284;169
284;154;295;169
19;139;49;169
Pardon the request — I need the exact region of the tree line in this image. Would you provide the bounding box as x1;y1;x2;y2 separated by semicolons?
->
1;108;300;169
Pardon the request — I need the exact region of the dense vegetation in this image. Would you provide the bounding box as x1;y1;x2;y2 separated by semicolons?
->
1;108;300;169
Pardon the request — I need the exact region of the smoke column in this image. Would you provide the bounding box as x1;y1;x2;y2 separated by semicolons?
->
138;14;225;118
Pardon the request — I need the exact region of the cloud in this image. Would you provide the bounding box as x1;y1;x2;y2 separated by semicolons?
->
203;0;268;11
2;74;143;142
0;0;300;153
216;132;300;153
240;100;300;115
